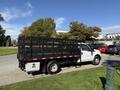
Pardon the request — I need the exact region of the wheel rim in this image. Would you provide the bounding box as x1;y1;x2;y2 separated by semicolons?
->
50;63;58;72
95;58;100;64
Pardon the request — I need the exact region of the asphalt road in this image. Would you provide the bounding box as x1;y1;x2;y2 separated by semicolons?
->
0;54;120;86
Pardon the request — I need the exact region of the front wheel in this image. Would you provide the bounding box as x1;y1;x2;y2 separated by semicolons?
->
47;61;60;74
93;56;101;65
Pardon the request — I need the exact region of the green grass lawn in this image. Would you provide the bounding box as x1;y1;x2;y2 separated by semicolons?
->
0;47;18;56
0;67;120;90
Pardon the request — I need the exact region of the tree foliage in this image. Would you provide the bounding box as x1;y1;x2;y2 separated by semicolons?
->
0;14;11;46
0;14;5;46
69;21;101;41
20;18;102;42
57;32;71;39
0;25;11;46
0;14;5;37
5;35;11;46
0;14;4;21
20;18;56;37
11;39;17;46
116;36;120;40
0;25;6;46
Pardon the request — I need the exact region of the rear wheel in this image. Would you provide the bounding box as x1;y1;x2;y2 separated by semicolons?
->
93;56;101;65
47;61;60;74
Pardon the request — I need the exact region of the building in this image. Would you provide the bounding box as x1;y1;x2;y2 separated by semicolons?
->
96;34;104;39
56;30;68;35
56;30;68;33
106;33;120;39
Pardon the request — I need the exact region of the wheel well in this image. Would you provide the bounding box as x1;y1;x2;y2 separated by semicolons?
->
95;54;101;60
47;60;60;74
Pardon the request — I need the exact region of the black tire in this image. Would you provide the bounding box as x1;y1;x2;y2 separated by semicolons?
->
47;61;60;74
93;56;101;65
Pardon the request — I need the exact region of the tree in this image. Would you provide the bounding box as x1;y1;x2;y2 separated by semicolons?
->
0;14;4;21
69;21;101;41
84;26;101;40
0;14;12;46
0;14;5;46
5;35;11;46
57;32;71;39
116;36;120;40
20;18;56;37
69;22;86;33
0;25;6;46
69;22;86;41
11;39;17;46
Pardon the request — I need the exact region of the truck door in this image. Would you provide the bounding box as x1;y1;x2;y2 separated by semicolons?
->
80;44;93;62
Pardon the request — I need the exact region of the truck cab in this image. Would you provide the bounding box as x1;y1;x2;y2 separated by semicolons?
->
79;44;101;65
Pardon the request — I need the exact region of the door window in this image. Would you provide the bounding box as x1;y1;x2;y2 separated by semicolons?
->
80;44;91;51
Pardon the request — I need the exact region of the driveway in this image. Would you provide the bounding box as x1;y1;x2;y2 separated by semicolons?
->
0;54;32;86
0;54;119;86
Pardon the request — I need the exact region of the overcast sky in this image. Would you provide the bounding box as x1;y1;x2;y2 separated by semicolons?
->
0;0;120;39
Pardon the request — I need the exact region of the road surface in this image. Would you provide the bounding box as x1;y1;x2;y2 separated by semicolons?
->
0;54;119;86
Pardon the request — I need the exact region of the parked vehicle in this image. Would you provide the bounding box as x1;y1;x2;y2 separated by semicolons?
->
88;43;105;49
17;36;101;74
107;45;120;55
98;46;108;53
88;43;108;53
